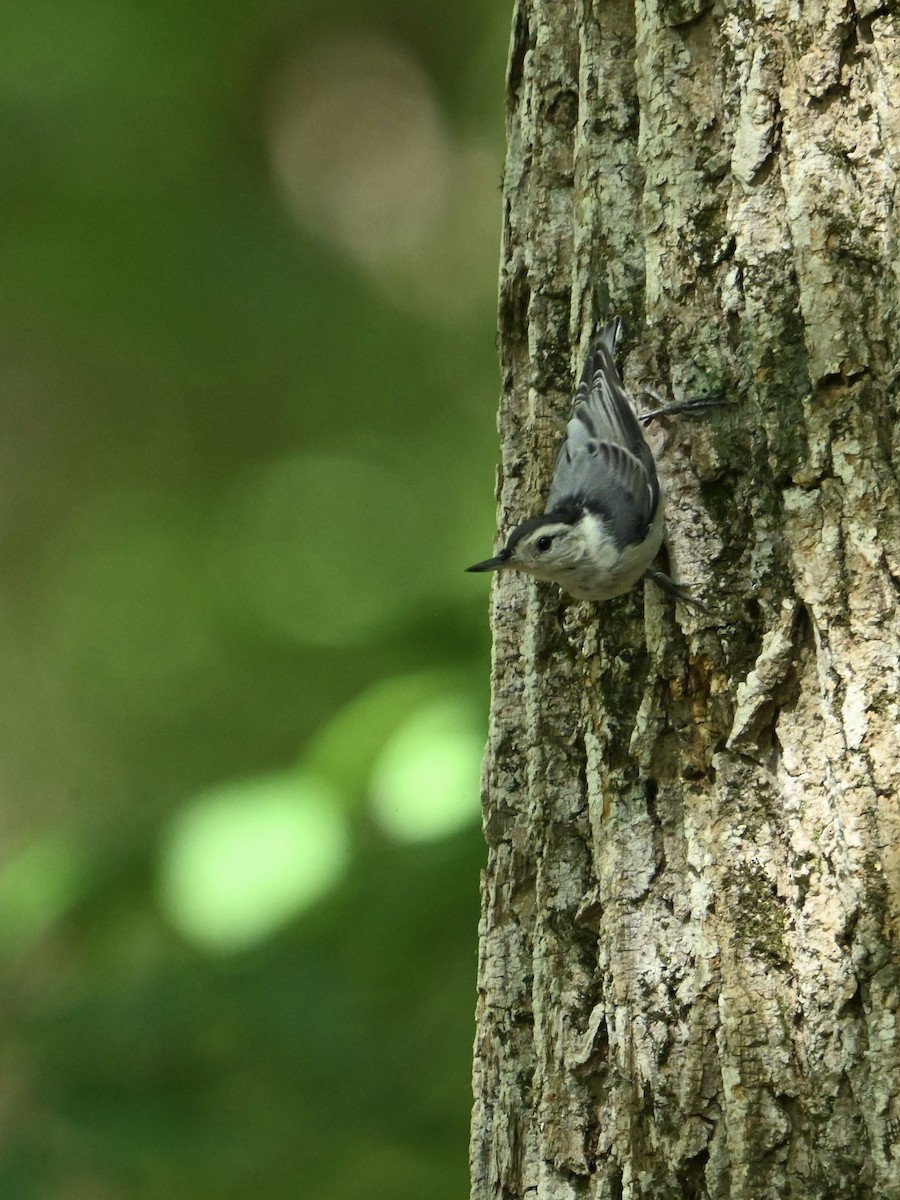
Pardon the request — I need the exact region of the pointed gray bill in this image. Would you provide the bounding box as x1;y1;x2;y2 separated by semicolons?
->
466;549;511;573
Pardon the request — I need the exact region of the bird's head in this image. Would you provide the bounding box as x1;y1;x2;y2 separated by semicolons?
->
466;506;594;586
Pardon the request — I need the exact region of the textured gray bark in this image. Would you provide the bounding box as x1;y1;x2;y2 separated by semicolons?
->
470;2;900;1198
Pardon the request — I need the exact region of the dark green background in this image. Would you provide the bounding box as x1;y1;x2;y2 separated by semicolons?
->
1;0;508;1194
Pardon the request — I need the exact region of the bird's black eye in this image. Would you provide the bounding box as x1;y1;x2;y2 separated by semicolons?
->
536;535;553;552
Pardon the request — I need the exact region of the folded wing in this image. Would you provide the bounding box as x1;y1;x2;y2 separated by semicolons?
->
545;319;659;548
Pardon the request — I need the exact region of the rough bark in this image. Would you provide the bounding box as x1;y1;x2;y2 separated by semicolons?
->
471;2;900;1198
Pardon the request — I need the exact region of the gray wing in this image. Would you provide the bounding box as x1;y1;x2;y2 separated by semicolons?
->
546;318;660;547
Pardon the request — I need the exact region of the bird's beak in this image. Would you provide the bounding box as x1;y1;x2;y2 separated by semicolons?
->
466;549;512;573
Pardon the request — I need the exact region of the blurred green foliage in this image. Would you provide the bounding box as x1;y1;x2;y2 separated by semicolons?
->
0;0;508;1194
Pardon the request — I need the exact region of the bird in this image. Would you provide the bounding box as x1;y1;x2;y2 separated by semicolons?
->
467;318;712;603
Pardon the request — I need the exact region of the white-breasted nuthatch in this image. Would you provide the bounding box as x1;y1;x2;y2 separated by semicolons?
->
467;318;712;603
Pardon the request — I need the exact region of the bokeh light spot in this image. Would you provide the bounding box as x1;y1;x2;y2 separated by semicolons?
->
369;697;483;842
267;34;449;265
264;31;500;322
222;451;419;647
0;834;87;957
304;671;468;798
159;772;348;953
42;487;214;713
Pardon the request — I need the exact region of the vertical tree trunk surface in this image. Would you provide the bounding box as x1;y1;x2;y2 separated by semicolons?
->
471;2;900;1197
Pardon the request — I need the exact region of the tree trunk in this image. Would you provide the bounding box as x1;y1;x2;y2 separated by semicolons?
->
470;2;900;1198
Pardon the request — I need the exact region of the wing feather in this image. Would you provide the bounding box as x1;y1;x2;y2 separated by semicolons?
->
546;319;659;547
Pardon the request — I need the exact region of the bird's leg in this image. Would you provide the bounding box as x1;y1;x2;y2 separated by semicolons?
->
638;386;727;425
644;569;710;612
